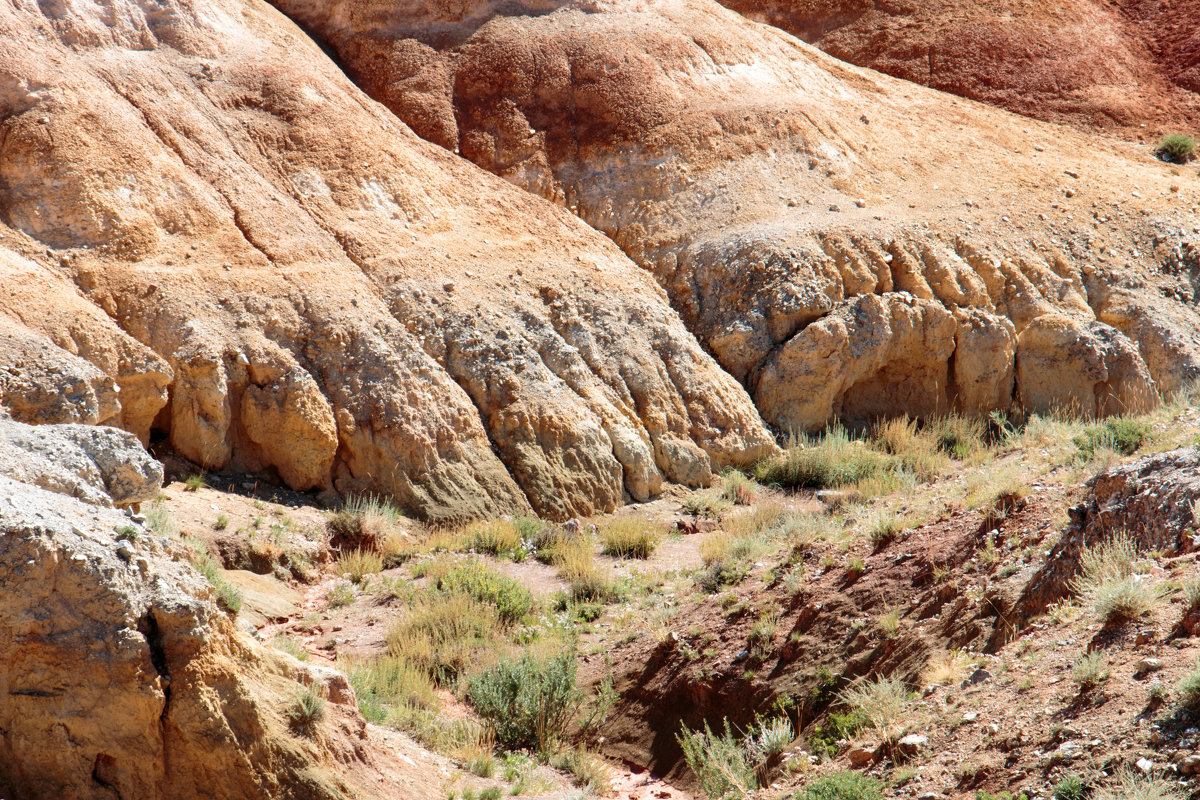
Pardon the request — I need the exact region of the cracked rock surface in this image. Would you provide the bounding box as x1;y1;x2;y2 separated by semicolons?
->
0;459;387;799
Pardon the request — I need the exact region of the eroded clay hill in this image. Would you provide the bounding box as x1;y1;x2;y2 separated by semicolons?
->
719;0;1200;136
0;0;775;523
270;0;1200;431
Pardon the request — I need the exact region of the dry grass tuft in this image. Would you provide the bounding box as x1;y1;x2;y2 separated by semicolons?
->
683;491;732;519
337;548;383;584
599;517;662;559
328;495;409;559
722;470;760;506
1072;651;1110;691
463;518;522;558
386;592;500;684
922;650;972;686
753;427;896;490
1071;533;1159;623
555;541;615;602
839;675;912;740
1094;769;1182;800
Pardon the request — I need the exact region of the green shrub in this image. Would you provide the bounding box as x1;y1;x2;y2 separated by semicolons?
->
1156;133;1197;164
572;602;604;622
599;518;661;559
512;515;546;542
213;514;229;531
467;650;581;751
184;474;206;492
797;771;883;800
678;720;757;800
286;687;326;735
116;524;140;542
807;711;866;758
1053;774;1086;800
439;563;535;625
214;580;244;614
1074;418;1150;459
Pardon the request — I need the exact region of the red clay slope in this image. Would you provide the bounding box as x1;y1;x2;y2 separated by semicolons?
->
721;0;1200;139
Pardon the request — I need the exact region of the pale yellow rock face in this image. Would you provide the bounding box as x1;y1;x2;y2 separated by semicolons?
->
754;293;960;432
273;0;1200;429
0;249;171;437
241;370;339;491
0;0;775;521
1016;314;1157;417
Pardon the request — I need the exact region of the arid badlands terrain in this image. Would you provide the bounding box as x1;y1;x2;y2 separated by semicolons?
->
1;0;1200;798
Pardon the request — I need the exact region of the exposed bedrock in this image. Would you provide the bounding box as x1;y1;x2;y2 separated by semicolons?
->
0;415;164;508
268;0;1200;431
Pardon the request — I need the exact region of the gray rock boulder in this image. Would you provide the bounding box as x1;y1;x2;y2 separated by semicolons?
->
0;417;163;507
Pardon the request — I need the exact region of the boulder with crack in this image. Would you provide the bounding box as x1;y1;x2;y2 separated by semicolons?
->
0;420;455;799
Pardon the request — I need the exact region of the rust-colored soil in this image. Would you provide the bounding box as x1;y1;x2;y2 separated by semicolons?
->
722;0;1200;139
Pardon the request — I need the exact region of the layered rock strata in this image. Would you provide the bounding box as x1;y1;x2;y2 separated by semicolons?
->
718;0;1200;134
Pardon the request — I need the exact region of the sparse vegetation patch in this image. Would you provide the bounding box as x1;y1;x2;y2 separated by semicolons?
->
1156;133;1197;164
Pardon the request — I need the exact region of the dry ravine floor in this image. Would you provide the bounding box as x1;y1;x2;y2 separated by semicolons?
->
153;391;1200;800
